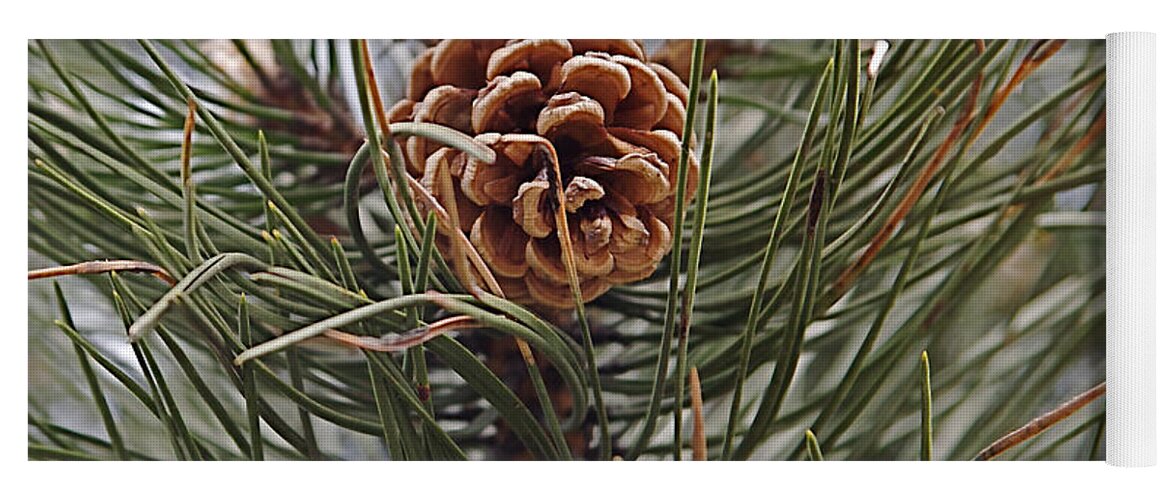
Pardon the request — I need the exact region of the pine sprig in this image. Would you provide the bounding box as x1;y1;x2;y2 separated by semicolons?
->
28;39;1106;461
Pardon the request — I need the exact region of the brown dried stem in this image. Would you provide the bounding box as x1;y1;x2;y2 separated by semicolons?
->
834;41;987;295
29;260;177;286
689;366;707;461
971;40;1066;140
973;382;1105;461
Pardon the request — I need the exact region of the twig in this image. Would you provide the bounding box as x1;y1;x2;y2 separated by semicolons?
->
973;382;1105;461
540;138;613;458
29;260;177;285
1034;108;1106;184
971;40;1066;140
834;40;987;296
688;367;707;461
181;97;199;261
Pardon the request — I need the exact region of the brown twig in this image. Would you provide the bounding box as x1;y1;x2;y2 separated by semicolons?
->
973;382;1105;461
689;366;707;461
539;134;613;455
970;40;1066;141
835;40;1073;296
181;97;200;260
835;39;1072;298
997;108;1106;222
182;98;196;175
1035;108;1106;185
539;142;589;313
1036;73;1102;145
834;40;987;295
28;260;177;286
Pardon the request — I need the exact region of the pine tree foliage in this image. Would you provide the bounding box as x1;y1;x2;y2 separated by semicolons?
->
28;39;1105;460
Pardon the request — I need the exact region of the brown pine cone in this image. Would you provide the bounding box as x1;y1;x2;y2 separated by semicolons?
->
390;39;698;309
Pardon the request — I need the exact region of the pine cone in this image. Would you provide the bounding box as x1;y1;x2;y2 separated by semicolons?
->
390;39;698;309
